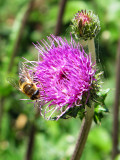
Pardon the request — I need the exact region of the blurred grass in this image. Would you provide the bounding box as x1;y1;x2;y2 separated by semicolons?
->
0;0;120;160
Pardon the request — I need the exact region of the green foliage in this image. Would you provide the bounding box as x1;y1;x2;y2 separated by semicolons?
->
0;0;119;159
63;1;88;24
93;88;110;124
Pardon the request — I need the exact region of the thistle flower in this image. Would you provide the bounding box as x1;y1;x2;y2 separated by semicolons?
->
71;10;101;40
26;35;97;120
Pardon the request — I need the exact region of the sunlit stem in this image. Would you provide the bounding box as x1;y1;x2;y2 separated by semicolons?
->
71;104;94;160
88;38;96;65
71;38;96;160
80;38;96;64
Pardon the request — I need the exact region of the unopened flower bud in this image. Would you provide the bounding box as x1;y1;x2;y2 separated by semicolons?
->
71;10;101;40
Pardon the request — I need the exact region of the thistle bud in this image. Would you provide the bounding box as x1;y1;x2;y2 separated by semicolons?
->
71;10;101;40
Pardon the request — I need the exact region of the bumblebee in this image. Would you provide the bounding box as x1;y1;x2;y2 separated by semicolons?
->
7;62;40;100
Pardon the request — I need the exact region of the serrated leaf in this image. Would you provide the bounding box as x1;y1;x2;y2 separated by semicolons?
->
97;88;110;98
94;114;99;124
95;105;109;113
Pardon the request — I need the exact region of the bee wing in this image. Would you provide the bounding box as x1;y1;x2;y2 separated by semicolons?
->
19;61;32;80
7;77;20;91
19;61;36;82
19;61;27;75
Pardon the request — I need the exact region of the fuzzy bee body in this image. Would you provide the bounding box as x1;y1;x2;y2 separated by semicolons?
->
7;62;40;100
19;77;39;100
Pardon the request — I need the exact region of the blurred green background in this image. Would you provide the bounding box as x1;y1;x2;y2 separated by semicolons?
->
0;0;120;160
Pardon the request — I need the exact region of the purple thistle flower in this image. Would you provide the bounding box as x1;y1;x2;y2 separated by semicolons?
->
27;35;96;120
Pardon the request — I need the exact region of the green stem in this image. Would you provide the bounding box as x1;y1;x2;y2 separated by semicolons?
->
71;105;94;160
80;38;96;65
71;38;96;160
88;38;96;64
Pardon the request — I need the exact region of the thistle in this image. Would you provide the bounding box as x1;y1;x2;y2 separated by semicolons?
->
22;35;108;121
71;10;101;40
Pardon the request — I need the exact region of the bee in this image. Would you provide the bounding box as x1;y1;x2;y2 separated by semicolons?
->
7;62;40;100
